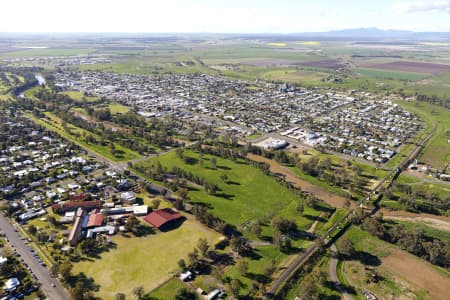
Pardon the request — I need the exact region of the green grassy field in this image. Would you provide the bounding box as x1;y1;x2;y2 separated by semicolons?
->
340;226;449;299
134;150;323;236
73;217;222;299
356;68;429;81
29;112;141;162
108;102;131;114
61;91;100;102
395;100;450;169
222;245;287;295
148;277;186;299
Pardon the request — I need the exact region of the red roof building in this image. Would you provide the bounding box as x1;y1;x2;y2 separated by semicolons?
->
87;213;104;228
52;200;102;214
144;208;183;229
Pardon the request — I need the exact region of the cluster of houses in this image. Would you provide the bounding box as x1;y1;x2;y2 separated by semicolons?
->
278;100;422;162
53;71;421;162
2;54;112;68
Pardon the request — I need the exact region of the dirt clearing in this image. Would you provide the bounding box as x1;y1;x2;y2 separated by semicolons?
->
382;251;450;299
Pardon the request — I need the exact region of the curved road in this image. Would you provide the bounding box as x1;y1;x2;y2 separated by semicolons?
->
0;215;69;300
329;244;354;300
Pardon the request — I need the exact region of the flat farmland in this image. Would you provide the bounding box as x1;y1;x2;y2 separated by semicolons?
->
356;68;429;81
300;59;345;70
368;61;450;74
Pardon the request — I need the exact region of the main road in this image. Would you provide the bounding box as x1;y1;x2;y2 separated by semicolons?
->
0;214;69;300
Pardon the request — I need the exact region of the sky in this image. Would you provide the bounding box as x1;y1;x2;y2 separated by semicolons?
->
1;0;449;33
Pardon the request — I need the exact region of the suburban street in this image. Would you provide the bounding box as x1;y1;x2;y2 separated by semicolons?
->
0;214;69;300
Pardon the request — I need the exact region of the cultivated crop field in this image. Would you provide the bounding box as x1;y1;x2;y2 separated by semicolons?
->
368;61;450;74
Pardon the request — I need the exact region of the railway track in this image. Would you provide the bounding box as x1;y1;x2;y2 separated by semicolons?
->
265;120;437;299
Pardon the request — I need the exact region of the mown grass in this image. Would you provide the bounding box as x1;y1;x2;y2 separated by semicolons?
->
134;150;322;235
148;277;186;299
73;217;222;299
108;102;130;114
61;91;99;102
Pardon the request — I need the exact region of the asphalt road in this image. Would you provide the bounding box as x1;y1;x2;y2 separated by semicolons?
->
329;244;355;300
0;214;69;300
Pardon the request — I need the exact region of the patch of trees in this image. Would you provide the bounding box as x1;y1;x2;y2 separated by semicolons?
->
385;183;450;214
416;93;450;109
361;215;450;269
191;204;231;235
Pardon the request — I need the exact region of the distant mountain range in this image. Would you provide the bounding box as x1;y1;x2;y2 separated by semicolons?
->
296;27;450;40
241;28;450;41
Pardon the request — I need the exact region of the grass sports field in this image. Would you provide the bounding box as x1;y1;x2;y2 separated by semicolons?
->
73;216;222;299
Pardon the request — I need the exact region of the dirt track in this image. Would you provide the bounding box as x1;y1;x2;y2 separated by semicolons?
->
382;251;450;300
247;154;350;208
381;209;450;232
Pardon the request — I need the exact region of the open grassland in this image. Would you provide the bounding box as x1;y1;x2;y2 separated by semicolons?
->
396;174;450;199
108;102;130;114
29;112;140;161
356;68;429;81
0;48;94;58
61;91;100;102
342;226;450;300
259;69;328;83
134;150;323;235
73;217;222;299
395;100;450;169
148;277;186;299
223;245;287;294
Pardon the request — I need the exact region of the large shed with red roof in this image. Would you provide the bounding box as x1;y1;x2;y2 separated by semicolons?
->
144;208;184;230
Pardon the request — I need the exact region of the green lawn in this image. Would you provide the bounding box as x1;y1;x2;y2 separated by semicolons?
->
148;277;186;299
134;150;322;236
395;100;450;169
73;217;222;299
29;112;141;162
61;91;99;102
108;103;131;114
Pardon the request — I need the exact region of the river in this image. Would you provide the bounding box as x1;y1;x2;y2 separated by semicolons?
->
35;74;46;85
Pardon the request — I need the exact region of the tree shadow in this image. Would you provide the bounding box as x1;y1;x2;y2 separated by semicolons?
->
354;251;381;266
134;224;156;236
184;157;198;165
214;192;235;200
325;280;358;296
217;165;231;170
226;180;240;185
245;272;270;284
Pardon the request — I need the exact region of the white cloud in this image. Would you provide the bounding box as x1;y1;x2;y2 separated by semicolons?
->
393;1;450;13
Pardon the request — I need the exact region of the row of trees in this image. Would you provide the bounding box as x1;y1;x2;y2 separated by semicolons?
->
355;214;450;269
